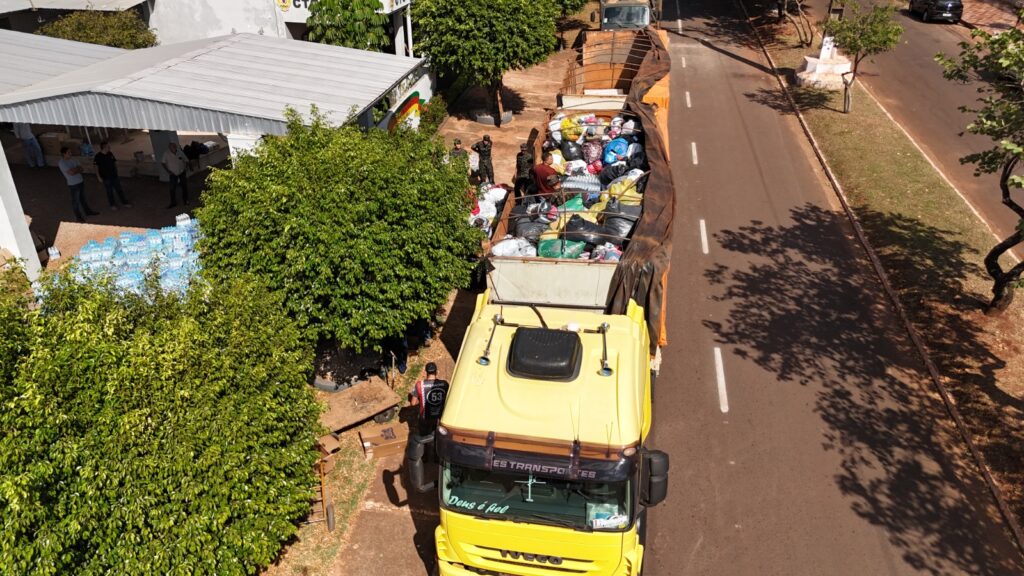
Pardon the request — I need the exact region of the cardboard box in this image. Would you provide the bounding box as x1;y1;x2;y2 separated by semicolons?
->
358;422;407;460
38;132;68;156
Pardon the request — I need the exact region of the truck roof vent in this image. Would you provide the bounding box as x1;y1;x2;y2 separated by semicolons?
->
507;328;583;382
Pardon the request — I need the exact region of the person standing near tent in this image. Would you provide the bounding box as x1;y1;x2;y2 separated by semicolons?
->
472;135;494;184
161;142;190;208
94;141;132;211
59;147;98;222
13;123;44;168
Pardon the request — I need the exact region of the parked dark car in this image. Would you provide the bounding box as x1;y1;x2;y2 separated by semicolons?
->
909;0;963;22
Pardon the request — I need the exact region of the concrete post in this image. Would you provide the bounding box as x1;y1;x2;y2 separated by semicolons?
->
393;10;406;57
0;143;41;280
405;7;413;58
149;130;180;182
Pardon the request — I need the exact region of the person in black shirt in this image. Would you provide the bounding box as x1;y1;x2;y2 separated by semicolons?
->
408;362;450;435
404;362;450;492
93;141;131;210
513;143;534;203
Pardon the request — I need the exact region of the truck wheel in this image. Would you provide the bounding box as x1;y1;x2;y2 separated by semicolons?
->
326;503;336;532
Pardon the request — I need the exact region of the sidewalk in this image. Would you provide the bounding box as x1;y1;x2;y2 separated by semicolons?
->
962;0;1021;34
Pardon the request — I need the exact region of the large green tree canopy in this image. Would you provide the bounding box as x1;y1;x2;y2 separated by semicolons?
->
0;271;321;575
413;0;558;89
37;9;156;49
306;0;390;51
197;110;480;350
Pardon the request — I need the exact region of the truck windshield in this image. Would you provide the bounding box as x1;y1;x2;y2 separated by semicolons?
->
441;462;632;532
602;6;651;29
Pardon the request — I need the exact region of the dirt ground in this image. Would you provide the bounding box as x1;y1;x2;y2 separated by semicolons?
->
441;51;571;187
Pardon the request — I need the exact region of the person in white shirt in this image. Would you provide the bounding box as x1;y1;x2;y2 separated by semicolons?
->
13;123;44;168
58;147;98;222
161;142;190;208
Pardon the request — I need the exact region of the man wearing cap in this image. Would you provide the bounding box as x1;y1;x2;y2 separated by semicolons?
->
450;138;467;160
404;362;450;492
472;135;494;184
513;143;534;203
408;362;450;435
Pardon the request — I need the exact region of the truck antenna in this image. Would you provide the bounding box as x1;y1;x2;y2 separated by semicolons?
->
478;314;503;365
528;304;548;329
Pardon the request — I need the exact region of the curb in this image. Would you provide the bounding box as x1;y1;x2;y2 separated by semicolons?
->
733;0;1024;559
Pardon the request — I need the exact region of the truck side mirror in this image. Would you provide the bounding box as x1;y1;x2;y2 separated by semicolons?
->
641;449;669;507
590;10;598;23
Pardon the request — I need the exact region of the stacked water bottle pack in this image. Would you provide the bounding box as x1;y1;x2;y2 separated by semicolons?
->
75;214;200;294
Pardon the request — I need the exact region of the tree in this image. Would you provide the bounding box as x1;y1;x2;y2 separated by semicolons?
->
196;109;481;351
306;0;390;51
823;2;902;113
0;272;321;575
554;0;588;17
938;23;1024;313
37;9;156;49
0;266;31;394
781;0;814;48
413;0;559;123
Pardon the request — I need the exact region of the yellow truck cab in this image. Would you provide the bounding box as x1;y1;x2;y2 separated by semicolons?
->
430;292;669;576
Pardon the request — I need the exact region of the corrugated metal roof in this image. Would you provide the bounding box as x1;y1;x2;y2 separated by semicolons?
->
0;32;425;135
0;29;124;95
0;0;145;13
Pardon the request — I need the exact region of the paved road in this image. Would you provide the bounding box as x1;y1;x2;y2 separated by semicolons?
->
806;0;1019;245
646;0;1024;574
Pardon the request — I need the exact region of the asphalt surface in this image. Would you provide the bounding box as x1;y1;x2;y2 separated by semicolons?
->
645;0;1024;574
806;0;1020;244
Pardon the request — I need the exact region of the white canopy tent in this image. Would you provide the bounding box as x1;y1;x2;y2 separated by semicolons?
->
0;29;430;279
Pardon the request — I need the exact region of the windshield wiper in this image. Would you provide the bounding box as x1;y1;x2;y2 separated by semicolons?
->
525;513;593;532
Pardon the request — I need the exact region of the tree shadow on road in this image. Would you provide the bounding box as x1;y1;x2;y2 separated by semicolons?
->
703;203;1024;575
745;85;839;115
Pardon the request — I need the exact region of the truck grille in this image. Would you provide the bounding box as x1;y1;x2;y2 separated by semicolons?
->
467;544;596;574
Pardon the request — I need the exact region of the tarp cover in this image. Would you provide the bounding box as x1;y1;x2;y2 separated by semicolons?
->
606;27;674;350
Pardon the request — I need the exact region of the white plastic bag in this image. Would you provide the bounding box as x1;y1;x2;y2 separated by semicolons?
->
483;185;507;204
492;237;536;257
564;159;588;175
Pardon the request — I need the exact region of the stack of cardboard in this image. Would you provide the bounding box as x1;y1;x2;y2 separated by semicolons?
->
358;422;407;460
38;132;68;156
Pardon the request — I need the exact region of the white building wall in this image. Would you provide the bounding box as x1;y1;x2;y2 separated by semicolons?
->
148;0;289;44
0;144;41;280
376;69;434;131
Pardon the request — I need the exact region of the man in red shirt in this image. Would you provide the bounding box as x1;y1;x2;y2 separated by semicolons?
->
531;152;559;200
